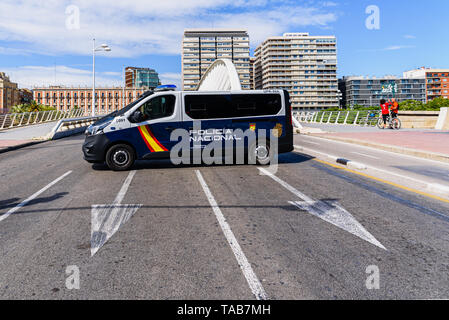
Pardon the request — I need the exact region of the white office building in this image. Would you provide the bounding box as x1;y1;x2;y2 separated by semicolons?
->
254;33;338;110
182;29;251;91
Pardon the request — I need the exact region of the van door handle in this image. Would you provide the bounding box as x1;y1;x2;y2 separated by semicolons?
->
165;126;175;131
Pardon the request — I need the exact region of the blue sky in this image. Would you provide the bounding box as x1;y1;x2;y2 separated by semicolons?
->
0;0;447;88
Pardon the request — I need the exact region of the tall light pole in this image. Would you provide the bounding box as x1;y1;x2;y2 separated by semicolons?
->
92;38;111;116
122;65;125;110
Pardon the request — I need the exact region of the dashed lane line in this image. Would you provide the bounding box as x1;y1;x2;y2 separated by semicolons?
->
195;170;268;300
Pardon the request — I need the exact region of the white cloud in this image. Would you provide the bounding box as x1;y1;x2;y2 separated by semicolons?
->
0;0;338;57
358;45;415;53
3;65;181;89
403;35;416;39
159;72;182;89
383;45;415;51
2;65;121;88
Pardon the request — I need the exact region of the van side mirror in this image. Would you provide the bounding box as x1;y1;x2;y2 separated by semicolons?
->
130;110;144;123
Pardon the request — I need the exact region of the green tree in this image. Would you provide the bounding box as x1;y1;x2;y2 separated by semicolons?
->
10;101;56;113
426;97;449;110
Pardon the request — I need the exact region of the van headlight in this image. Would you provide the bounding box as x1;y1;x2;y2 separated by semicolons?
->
86;121;111;136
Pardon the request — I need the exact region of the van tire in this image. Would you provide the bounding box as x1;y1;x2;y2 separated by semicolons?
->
248;140;271;166
105;144;135;171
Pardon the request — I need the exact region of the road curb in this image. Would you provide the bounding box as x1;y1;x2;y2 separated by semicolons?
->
295;146;368;171
311;134;449;164
0;140;47;154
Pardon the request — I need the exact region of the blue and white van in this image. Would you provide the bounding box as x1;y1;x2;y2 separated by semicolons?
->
82;87;293;170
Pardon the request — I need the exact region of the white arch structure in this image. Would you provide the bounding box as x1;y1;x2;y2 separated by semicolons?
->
197;59;242;91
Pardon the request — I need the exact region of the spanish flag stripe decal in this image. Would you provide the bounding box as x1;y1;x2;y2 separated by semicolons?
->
145;125;168;151
138;126;155;152
138;125;168;152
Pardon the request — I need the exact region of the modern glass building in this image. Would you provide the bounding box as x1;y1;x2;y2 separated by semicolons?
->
125;67;160;89
339;75;427;108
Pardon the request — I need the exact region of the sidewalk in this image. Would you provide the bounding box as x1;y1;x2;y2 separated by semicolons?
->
0;122;56;153
313;130;449;163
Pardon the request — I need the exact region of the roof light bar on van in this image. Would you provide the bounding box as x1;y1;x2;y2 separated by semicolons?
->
155;84;177;92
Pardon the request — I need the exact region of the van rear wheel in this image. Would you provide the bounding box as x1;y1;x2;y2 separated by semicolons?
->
105;144;135;171
248;140;271;166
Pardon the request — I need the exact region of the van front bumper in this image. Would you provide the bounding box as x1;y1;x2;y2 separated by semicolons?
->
82;133;110;163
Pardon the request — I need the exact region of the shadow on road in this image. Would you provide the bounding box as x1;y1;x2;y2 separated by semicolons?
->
91;151;314;171
0;203;309;216
0;192;69;213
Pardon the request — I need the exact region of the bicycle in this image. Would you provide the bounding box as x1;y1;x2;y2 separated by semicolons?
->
377;112;401;130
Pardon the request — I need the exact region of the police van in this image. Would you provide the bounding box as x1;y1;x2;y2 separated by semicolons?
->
82;86;293;170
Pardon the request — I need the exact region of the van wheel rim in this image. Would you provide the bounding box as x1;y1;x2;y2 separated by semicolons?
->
113;150;128;165
255;146;269;160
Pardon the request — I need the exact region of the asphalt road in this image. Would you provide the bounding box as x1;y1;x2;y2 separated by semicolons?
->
295;134;449;191
0;134;448;299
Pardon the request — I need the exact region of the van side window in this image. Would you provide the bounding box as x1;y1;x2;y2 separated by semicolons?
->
185;95;232;119
185;94;281;119
139;95;175;121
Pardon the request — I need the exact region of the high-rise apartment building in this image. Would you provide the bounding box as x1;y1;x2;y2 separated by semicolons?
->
249;57;256;90
125;67;160;89
0;72;21;113
182;29;251;91
254;33;338;110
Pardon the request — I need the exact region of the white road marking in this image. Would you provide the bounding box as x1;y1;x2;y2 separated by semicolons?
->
294;145;339;161
195;170;268;300
294;144;441;188
0;171;72;223
113;170;136;205
91;170;142;257
258;167;387;250
302;134;449;168
303;141;320;146
351;151;380;160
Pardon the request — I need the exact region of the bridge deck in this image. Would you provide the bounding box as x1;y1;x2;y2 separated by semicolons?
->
0;122;57;150
0;135;448;299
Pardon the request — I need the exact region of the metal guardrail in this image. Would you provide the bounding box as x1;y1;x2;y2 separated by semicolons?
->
293;110;381;127
0;109;86;130
47;116;102;140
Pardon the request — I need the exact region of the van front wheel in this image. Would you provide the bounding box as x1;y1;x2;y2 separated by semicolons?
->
105;144;135;171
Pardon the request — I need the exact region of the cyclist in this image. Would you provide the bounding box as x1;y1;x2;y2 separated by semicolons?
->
390;98;399;119
380;99;390;129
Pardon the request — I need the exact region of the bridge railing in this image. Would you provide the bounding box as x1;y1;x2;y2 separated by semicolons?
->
0;109;90;130
293;110;381;127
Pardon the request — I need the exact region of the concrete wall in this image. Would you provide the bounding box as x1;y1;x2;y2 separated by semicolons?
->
435;108;449;130
398;111;440;129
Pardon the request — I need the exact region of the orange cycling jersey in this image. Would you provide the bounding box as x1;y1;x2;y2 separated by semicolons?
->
391;102;399;114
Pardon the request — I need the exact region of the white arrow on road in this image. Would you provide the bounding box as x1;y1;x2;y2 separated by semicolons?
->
258;168;386;250
91;170;142;257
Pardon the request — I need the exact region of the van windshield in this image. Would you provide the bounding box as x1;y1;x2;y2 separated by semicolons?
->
93;91;153;124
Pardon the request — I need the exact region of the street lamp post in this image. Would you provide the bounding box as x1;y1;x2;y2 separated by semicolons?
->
92;39;111;117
